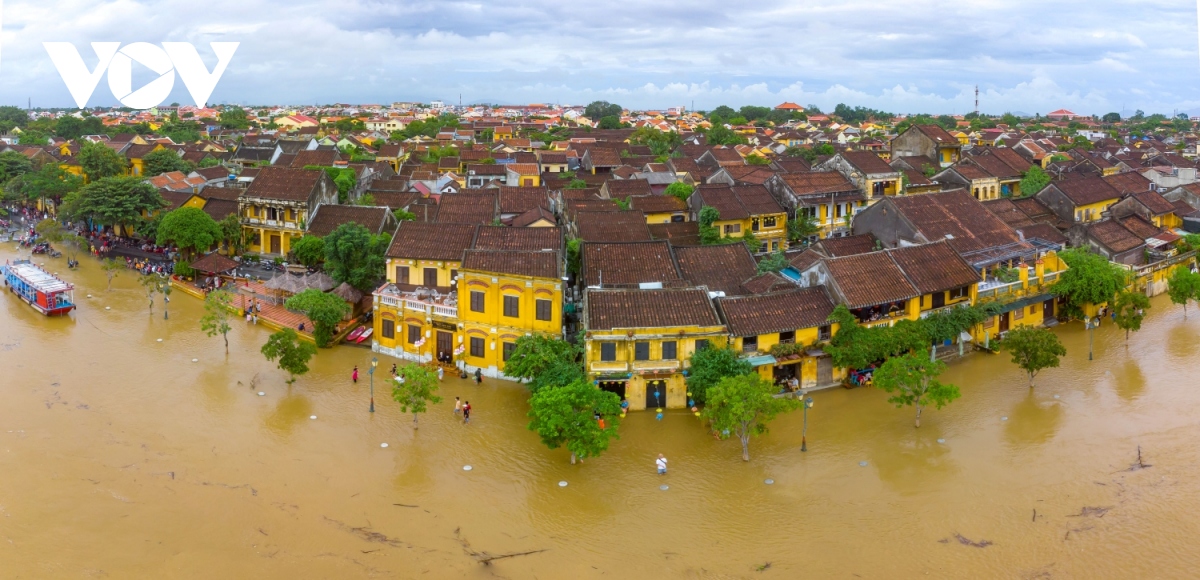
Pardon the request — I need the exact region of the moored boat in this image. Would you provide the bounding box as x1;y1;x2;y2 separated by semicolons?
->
345;326;366;342
1;260;76;316
355;327;373;344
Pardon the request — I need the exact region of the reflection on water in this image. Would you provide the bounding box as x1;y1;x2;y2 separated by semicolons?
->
5;244;1200;578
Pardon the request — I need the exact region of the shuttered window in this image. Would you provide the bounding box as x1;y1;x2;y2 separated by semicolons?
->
600;342;616;361
635;342;650;361
381;319;394;339
503;295;519;318
661;341;677;360
470;337;484;357
535;299;552;321
470;291;485;313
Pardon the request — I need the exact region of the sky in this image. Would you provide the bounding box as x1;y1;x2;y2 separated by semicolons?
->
1;0;1199;115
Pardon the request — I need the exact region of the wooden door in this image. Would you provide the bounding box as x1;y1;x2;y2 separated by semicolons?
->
999;311;1011;332
817;357;833;386
1042;299;1054;321
645;380;666;409
269;235;281;254
436;331;453;360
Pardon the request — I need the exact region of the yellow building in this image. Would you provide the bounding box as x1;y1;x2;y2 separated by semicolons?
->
238;167;337;256
584;287;727;411
505;163;541;187
1033;176;1121;225
628;194;689;224
973;254;1069;343
125;143;166;176
689;184;789;253
716;287;844;389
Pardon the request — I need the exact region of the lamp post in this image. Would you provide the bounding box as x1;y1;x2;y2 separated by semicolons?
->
369;356;378;413
1086;316;1095;361
801;393;814;452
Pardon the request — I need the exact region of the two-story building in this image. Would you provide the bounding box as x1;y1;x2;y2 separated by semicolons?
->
688;184;788;253
1034;176;1121;225
584;287;727;411
765;171;864;239
238;167;337;256
715;287;841;389
815;151;901;201
890;125;962;167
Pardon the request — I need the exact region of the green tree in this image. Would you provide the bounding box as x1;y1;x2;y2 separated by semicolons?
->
1102;112;1122;124
142;148;192;176
1018;165;1051;197
527;379;623;464
705;125;748;146
198;156;221;169
323;222;389;292
0;106;29;134
290;235;325;267
284;288;351;347
261;328;317;385
584;101;623;121
686;345;752;405
504;335;581;393
156;206;222;260
1001;326;1066;388
218;214;244;254
756;250;788;274
664;181;694;203
78;141;128;181
7;163;83;208
59;233;88;263
1167;266;1200;318
200;289;235;353
787;211;818;243
1112;290;1150;342
1050;249;1129;319
703;373;798;461
218;107;251;130
708;105;736;120
34;218;65;243
137;274;161;314
17;129;49;145
745;154;770;166
698;206;723;245
101;258;123;290
873;353;959;428
566;238;582;276
597;115;623;130
566;178;589;189
0;150;33;182
391;363;442;429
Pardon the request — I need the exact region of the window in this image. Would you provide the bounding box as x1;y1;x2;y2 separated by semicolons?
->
381;318;395;339
763;216;777;228
779;330;795;344
395;266;409;284
470;291;485;313
818;324;832;341
470;337;485;357
635;342;650;361
723;223;741;235
600;342;617;361
1014;306;1025;320
771;241;779;251
502;342;516;361
752;218;760;231
695;339;710;352
535;299;552;321
503;295;519;318
407;324;421;344
423;267;438;288
949;285;969;300
760;242;769;253
743;335;758;353
662;341;677;360
450;269;458;283
1029;305;1038;315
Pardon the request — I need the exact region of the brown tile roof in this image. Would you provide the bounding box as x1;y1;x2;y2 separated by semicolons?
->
1171;199;1198;217
307;205;391;237
739;271;794;295
291;149;339;168
628;194;687;213
587;287;720;330
585;148;622;167
1117;214;1161;239
732;185;785;216
1130;190;1175;216
647;221;701;246
966;154;1021;179
1051;177;1120;206
435;192;497;225
840;151;895;175
1087;220;1144;254
787;248;823;271
719;165;777;184
822;251;919;308
604;179;653;198
913;124;960;145
582;240;681;287
1011;197;1057;222
386;222;476;261
1015;223;1068;246
505;163;540;176
511;206;557;227
691;186;748;220
888;189;1026;257
985;148;1034;175
497;186;549;214
982;199;1036;228
574;211;652;242
472;225;562;251
368;179;411;192
775;171;857;196
461;249;560;279
243;167;325;201
771;157;812;173
200;198;238;221
717;287;835;337
949;163;991;181
1104;172;1153;194
369;191;421;210
565;198;621;220
893;155;939;174
667;157;706;178
674;244;758;296
814;233;877;256
887;241;979;294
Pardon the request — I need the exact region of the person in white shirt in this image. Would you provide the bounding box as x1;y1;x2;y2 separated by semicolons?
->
656;454;668;475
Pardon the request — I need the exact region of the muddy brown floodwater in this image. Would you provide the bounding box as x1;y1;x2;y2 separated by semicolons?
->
3;243;1200;578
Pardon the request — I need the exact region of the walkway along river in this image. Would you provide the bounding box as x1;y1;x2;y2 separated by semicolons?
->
3;243;1200;578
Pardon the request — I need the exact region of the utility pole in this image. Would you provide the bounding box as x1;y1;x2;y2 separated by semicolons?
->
974;85;979;115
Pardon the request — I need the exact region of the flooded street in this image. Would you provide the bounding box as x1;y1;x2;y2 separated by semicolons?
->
4;242;1200;579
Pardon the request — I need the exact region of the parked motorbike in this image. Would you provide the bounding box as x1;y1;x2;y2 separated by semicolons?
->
49;249;62;258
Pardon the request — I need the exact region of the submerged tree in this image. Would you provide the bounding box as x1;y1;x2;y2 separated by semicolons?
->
686;345;752;405
138;274;160;314
873;353;960;428
504;335;581;394
527;379;623;464
284;288;351;347
100;258;123;290
200;289;234;353
1112;290;1151;342
1167;266;1200;318
1001;326;1066;388
261;328;317;385
702;373;798;461
391;363;442;429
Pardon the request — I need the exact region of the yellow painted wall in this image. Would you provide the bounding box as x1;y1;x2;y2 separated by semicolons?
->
388;258;461;287
586;329;726;411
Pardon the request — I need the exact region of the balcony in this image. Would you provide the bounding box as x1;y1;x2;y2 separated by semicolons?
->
589;361;629;374
374;284;458;318
631;360;681;373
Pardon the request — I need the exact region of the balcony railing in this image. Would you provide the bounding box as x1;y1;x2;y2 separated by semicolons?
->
375;286;458;318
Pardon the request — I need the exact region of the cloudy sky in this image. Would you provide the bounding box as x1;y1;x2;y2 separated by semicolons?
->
1;0;1198;114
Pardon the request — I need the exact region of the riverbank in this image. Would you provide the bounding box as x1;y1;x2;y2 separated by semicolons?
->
4;240;1200;578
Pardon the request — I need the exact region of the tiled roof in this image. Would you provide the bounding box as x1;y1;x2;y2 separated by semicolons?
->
913;124;960;145
565;198;621;220
200;198;238;221
1015;223;1068;246
1011;197;1057;222
386;222;476;261
461;249;561;279
888;189;1026;257
369;191;421;210
1051;177;1120;206
368;179;411;192
647;221;701;246
244;167;324;201
472;225;562;251
582;240;681;287
739;271;794;295
717;287;835;337
307;205;391;237
966;154;1021;179
814;233;877;256
985;148;1033;175
1130;190;1175;216
1104;172;1153;194
822;251;919;309
692;186;749;220
674;244;758;296
604;179;653;198
771;157;811;173
1171;199;1198;217
435;192;497;225
1117;214;1161;239
887;241;980;295
628;194;687;213
586;287;720;330
497;186;549;213
291;149;338;168
787;248;823;271
505;163;540;176
732;185;785;216
511;205;557;227
982;199;1036;228
775;171;857;196
574;211;652;242
585;148;622;167
840;151;896;175
719;165;777;184
1087;220;1144;254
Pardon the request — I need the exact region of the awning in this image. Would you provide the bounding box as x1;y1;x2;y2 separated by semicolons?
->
745;355;777;367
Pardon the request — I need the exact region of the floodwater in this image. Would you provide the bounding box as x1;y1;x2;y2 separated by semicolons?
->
3;243;1200;579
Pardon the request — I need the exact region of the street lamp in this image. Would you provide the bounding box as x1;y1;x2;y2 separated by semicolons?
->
801;393;814;452
369;357;378;413
1086;316;1096;361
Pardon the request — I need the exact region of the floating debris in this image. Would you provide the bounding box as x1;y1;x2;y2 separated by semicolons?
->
951;533;993;548
937;438;946;444
1001;416;1008;421
1054;394;1060;399
156;338;163;342
105;306;110;310
309;415;317;420
192;358;198;363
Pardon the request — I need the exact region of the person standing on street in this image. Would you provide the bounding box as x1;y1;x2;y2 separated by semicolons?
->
462;401;471;424
454;397;462;415
474;368;482;385
437;366;444;381
352;366;359;383
656;454;668;475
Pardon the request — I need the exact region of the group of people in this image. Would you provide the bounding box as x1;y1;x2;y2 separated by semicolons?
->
244;300;260;324
453;397;472;423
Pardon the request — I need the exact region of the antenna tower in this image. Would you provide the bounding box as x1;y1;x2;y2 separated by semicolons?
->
974;85;979;115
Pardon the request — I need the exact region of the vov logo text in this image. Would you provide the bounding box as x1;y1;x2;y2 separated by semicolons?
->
43;42;239;109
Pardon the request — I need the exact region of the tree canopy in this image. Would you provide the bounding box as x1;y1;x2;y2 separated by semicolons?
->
1051;249;1130;319
392;364;442;429
156;206;222;259
504;335;582;394
218;107;251;130
284;288;351;347
686;345;752;405
323;222;389;292
1001;326;1066;388
261;328;317;384
1112;290;1150;342
702;373;798;461
527;378;623;464
1167;266;1200;318
0;150;33;182
78;141;128;181
290;235;325;267
585;101;623;121
873;353;959;428
1018;165;1051;197
62;176;165;231
200;289;235;353
664;182;694;203
143;148;193;176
